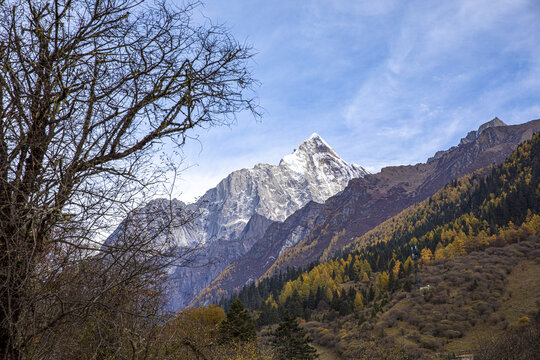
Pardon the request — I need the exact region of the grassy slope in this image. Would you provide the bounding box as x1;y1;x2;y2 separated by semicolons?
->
445;258;540;352
312;345;341;360
302;238;540;359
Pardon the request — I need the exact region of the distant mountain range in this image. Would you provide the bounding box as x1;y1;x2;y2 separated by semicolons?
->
108;117;540;309
108;133;368;309
192;118;540;306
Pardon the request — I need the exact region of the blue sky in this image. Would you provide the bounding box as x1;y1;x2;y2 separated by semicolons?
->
170;0;540;202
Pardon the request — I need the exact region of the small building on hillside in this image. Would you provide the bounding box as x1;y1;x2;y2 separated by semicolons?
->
446;352;474;360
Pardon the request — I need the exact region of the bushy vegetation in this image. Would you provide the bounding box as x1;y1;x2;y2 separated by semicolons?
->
475;310;540;360
156;303;272;360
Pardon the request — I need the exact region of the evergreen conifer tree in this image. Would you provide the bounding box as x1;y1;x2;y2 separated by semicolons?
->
271;312;318;360
219;298;256;343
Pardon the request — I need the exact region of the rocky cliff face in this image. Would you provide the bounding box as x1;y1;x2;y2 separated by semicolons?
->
266;118;540;275
193;119;540;306
459;117;507;145
191;201;324;306
108;134;368;309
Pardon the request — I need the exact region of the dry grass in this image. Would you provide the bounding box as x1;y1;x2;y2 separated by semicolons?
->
312;345;341;360
499;259;540;323
445;258;540;352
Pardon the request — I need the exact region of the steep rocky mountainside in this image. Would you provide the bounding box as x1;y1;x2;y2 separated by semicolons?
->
108;134;368;309
265;118;540;274
193;118;540;306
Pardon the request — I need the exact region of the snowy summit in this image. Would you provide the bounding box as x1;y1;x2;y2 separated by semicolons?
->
108;133;368;308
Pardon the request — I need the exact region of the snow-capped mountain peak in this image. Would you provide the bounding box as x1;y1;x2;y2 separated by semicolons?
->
108;133;369;309
280;133;365;176
300;133;336;155
281;133;337;170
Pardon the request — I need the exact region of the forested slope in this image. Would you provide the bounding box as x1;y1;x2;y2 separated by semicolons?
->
221;131;540;358
201;120;540;308
261;120;540;279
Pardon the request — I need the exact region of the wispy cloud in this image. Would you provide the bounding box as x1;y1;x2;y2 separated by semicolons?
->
339;0;540;168
172;0;540;202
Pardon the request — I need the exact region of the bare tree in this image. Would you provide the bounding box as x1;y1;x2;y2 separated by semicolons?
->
0;0;257;358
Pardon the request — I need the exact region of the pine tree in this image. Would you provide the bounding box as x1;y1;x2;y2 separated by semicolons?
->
219;298;256;343
271;312;318;360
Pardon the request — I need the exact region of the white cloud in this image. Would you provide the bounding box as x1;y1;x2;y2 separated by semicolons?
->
339;0;540;169
344;0;398;15
167;0;540;202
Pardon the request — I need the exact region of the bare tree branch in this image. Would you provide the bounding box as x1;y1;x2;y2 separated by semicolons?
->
0;0;258;358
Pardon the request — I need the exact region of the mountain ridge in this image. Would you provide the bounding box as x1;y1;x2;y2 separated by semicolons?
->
192;118;540;306
229;129;540;359
263;118;540;277
108;133;368;309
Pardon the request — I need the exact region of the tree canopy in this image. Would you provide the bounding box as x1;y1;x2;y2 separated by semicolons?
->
271;312;318;360
219;298;256;343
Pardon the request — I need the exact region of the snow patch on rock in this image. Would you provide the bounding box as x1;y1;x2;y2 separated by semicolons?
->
108;133;368;309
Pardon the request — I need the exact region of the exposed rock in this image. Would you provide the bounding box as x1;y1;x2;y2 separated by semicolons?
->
459;117;507;145
108;134;368;309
